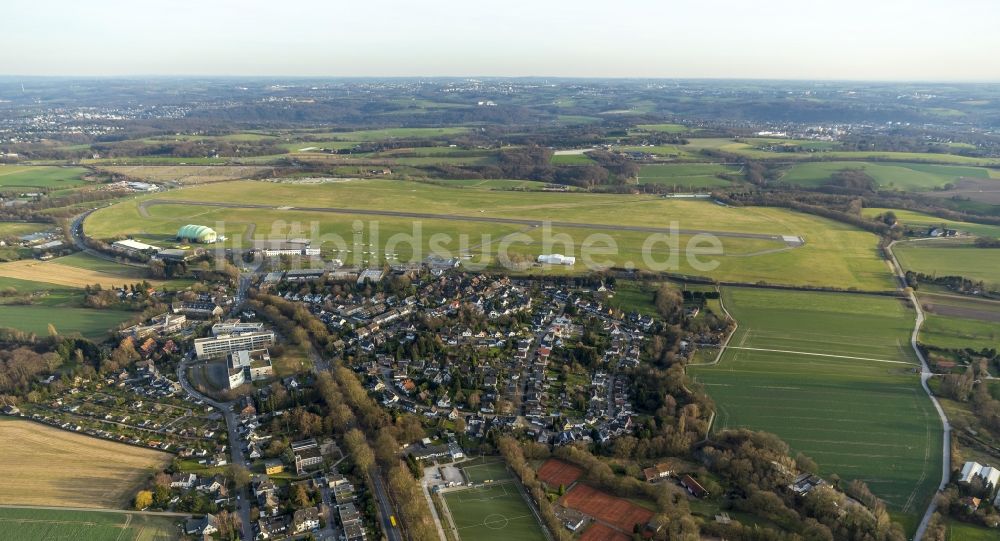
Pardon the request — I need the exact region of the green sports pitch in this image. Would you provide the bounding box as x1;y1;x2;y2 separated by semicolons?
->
442;480;546;541
459;456;512;484
690;288;943;520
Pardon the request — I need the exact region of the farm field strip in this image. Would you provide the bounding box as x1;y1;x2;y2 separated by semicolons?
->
97;165;273;184
780;161;996;191
0;507;178;541
691;288;941;515
0;419;171;509
863;208;1000;238
916;292;1000;350
894;240;1000;288
637;163;741;187
0;304;133;340
0;258;159;288
722;346;915;365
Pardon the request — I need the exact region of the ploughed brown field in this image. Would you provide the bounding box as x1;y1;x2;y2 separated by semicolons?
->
923;178;1000;204
0;418;170;508
0;259;158;289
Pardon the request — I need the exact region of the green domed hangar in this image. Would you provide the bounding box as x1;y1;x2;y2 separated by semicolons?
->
177;224;218;243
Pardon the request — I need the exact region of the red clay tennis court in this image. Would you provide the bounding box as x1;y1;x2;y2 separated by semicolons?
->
561;484;654;533
579;522;630;541
536;458;583;487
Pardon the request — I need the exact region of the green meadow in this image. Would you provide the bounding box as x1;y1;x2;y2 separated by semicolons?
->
0;507;178;541
0;275;135;339
680;138;1000;165
0;305;131;340
946;520;998;541
550;153;596;165
780;161;996;191
916;292;1000;351
894;241;1000;287
638;163;741;187
691;288;942;517
863;208;1000;238
0;166;90;189
920;311;1000;351
0;222;52;238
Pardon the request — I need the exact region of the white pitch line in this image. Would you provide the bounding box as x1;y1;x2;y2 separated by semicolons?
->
724;346;917;365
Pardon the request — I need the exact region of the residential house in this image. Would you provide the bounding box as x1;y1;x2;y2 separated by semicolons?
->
681;475;708;498
257;515;290;540
293;507;320;533
643;462;673;483
264;459;284;475
184;514;218;536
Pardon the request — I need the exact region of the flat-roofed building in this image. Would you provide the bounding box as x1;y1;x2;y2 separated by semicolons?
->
252;238;320;257
112;239;161;255
156;248;200;262
225;349;273;389
194;331;275;360
212;319;264;336
292;439;324;474
120;313;187;339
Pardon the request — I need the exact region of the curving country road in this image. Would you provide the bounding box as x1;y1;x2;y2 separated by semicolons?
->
70;209;148;269
886;239;951;541
138;199;801;243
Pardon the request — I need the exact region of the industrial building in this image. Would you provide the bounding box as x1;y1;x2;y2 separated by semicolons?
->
112;239;162;256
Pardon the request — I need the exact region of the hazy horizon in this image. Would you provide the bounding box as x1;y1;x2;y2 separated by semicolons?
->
5;0;1000;81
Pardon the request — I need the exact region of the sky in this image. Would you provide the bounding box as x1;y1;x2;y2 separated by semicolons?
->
4;0;999;81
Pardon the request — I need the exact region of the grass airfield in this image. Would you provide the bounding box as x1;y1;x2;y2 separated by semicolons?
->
84;178;896;290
